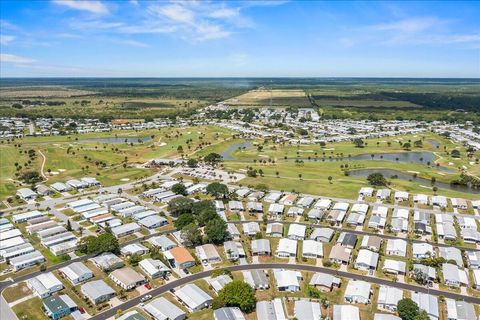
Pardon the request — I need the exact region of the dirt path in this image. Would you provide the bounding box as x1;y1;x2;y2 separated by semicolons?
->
38;149;48;180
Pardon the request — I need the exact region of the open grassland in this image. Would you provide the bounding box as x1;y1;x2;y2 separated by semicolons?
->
197;132;480;200
0;86;95;98
225;89;311;107
0;125;234;199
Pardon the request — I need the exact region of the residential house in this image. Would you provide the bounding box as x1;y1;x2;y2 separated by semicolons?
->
274;269;302;292
287;224;306;240
382;259;406;275
144;297;186;320
59;262;93;285
333;305;360;320
224;241;245;261
195;244;221;264
302;240;323;258
109;267;145;290
310;228;334;242
329;244;352;265
377;286;403;311
81;280;116;305
442;263;468;287
42;294;77;320
276;238;297;258
251;239;271;256
355;249;379;271
294;300;321;320
165;247;196;269
27;272;63;298
386;239;407;257
174;283;213;312
412;292;439;320
243;270;269;290
445;299;476;320
266;223;283;237
344;280;371;304
139;258;170;279
309;272;341;292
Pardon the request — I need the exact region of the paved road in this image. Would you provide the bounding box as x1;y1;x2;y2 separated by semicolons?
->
90;263;480;320
230;219;480;252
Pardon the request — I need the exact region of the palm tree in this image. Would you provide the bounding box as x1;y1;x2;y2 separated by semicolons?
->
328;176;333;184
298;174;302;180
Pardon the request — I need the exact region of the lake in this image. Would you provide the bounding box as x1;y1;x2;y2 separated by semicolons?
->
222;141;253;160
80;136;153;144
292;151;455;173
347;168;480;194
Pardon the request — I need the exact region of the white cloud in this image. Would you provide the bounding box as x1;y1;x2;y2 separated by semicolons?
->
0;53;36;64
369;17;442;33
109;38;149;47
210;7;239;19
0;35;15;45
52;0;109;15
152;3;195;24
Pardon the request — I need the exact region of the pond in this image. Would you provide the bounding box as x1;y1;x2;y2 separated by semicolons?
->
347;168;480;194
222;141;253;160
292;151;455;173
79;136;153;144
426;139;440;149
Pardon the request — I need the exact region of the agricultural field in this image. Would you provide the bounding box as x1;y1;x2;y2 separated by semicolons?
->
224;89;312;107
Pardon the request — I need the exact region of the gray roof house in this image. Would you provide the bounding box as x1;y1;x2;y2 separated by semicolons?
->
445;299;476;320
89;253;124;271
412;292;439;320
214;307;246;320
256;299;286;320
81;280;116;304
251;239;271;256
309;228;334;242
144;297;186;320
174;283;213;312
243;270;269;290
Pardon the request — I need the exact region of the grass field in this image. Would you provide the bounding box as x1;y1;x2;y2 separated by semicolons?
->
0;125;234;200
225;89;311;107
196;132;480;200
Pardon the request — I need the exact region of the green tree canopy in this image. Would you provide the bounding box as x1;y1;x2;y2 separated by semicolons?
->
168;196;194;216
171;183;187;196
353;138;364;148
205;218;228;244
367;172;387;186
216;280;256;313
397;298;420;320
174;213;195;230
181;223;203;246
204;152;223;166
206;182;229;199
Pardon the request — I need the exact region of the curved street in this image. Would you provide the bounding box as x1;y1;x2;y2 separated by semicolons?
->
90;263;480;320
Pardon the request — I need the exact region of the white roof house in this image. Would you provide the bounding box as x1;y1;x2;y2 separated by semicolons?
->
386;239;407;257
394;191;409;201
412;292;439;320
9;250;45;271
174;283;213;312
359;187;374;197
302;240;323;258
243;222;261;236
144;297;186;320
139;258;170;278
344;280;371;304
439;247;464;267
27;272;63;298
256;299;286;320
264;192;282;203
12;210;46;223
382;259;406;275
333;202;349;211
294;300;321;320
111;222;140;238
276;238;297;257
445;299;477;320
208;274;232;293
372;205;388;217
268;203;285;215
120;243;149;256
413;194;429;205
16;188;37;200
442;263;468;287
333;305;360;320
310;228;334;242
273;269;302;292
355;249;379;270
377;286;403;311
59;262;93;285
314;199;332;210
431;195;448;208
351;203;369;215
412;243;434;260
148;235;177;251
287;224;306;240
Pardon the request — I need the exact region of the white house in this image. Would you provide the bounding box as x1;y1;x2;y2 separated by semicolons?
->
276;238;297;257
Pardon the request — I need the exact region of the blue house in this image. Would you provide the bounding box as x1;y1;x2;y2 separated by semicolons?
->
43;295;77;319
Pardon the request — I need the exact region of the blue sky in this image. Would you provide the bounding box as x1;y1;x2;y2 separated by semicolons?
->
1;0;479;77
